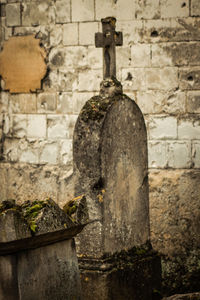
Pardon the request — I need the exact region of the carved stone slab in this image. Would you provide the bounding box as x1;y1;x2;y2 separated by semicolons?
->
0;35;47;93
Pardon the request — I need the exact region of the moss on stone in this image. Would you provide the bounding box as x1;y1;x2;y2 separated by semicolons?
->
80;94;129;122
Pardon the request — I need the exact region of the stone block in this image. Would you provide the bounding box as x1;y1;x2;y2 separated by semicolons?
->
88;47;102;69
12;114;27;138
152;44;173;67
136;90;166;114
37;93;57;113
121;68;146;91
157;42;200;67
146;67;178;90
55;0;70;23
9;94;37;114
191;0;200;16
148;141;167;168
72;92;95;114
137;90;186;115
164;91;186;114
116;47;131;69
0;92;8;114
20;148;39;164
72;0;94;22
187;91;200;113
78;69;102;92
148;116;177;139
131;44;151;67
57;69;78;92
0;164;8;202
167;141;191;168
179;68;200;90
57;92;73;114
160;0;189;18
6;3;21;27
40;142;58;165
49;46;88;70
27;115;46;138
192;141;200;168
3;114;11;136
4;138;20;162
22;1;55;26
178;117;200;139
135;0;160;19
49;25;62;46
47;115;69;139
63;23;78;46
143;19;172;43
117;20;143;45
79;22;99;45
60;139;72;165
142;18;200;43
95;0;135;21
6;164;59;202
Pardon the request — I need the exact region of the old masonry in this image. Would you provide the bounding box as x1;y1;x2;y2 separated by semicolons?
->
0;17;161;300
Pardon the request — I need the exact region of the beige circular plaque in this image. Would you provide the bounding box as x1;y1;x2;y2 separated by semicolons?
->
0;35;47;93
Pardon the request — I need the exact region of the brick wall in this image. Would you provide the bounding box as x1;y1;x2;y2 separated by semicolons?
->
0;0;200;294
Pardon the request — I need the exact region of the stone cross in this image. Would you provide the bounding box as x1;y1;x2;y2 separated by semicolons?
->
95;17;123;79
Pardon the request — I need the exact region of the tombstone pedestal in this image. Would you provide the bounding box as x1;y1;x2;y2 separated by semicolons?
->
73;79;161;299
79;251;161;300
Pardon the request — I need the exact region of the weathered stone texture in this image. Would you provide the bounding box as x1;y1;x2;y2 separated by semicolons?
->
72;0;94;22
0;163;74;207
63;23;78;46
79;22;99;45
148;116;177;140
55;0;70;24
0;0;200;295
6;3;21;27
148;141;167;168
187;91;200;113
95;0;135;21
160;0;189;18
131;44;151;67
149;169;200;294
192;141;200;168
37;93;57;113
179;68;200;90
191;0;200;16
178;117;200;139
135;0;160;19
22;1;55;26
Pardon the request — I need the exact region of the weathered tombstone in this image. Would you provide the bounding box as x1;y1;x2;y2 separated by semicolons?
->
0;199;84;300
73;17;161;300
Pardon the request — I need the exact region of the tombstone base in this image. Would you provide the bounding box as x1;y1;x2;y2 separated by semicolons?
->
79;249;161;300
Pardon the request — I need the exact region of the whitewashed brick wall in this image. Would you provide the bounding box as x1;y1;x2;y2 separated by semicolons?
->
0;0;200;200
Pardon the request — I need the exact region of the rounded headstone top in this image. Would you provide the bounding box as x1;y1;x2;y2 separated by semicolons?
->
100;77;122;98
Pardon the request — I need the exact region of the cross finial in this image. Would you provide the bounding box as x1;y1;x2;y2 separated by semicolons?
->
95;17;123;79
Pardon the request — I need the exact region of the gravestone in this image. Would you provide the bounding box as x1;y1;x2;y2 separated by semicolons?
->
0;199;84;300
73;17;161;299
